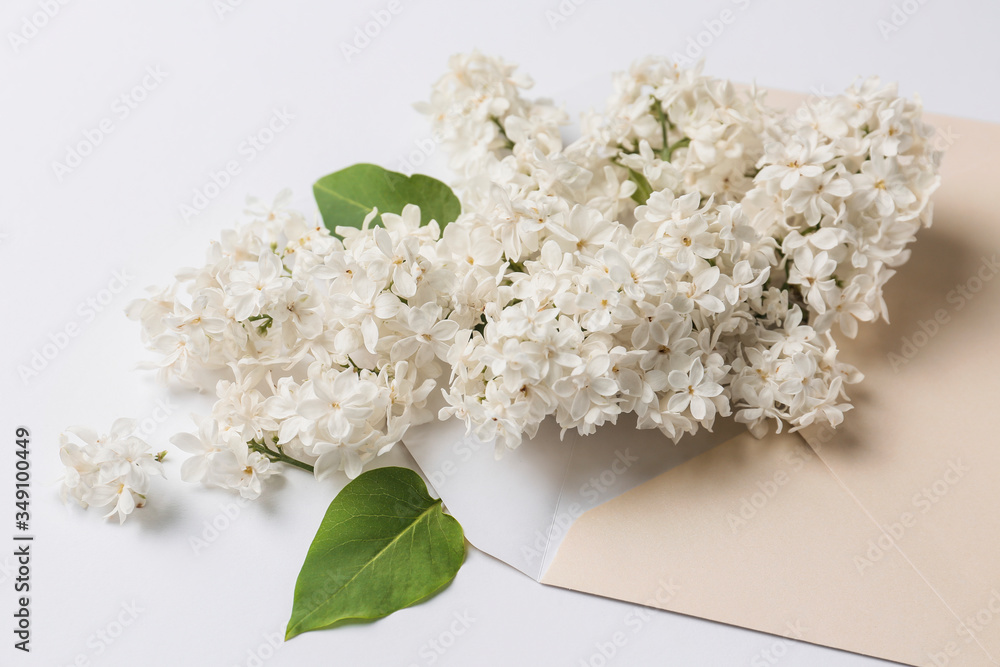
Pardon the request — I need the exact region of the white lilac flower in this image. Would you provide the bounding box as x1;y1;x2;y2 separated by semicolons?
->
787;247;838;314
666;359;725;421
850;153;917;218
58;420;165;524
210;442;274;500
756;129;836;190
122;53;941;494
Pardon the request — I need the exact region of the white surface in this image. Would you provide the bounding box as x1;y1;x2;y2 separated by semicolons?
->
3;1;998;665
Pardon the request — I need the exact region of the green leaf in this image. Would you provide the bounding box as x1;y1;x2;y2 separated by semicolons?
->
285;466;465;639
313;163;461;233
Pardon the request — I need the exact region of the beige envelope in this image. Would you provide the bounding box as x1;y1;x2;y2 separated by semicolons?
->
543;107;1000;666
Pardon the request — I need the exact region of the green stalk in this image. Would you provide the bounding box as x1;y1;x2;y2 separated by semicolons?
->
248;439;315;474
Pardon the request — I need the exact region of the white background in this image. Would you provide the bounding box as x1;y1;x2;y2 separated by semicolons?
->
3;1;998;665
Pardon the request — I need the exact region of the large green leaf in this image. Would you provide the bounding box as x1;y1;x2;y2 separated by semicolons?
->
313;163;461;232
285;466;465;639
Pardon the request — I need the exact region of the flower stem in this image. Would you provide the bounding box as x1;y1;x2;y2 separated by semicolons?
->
248;439;315;474
653;100;671;159
491;116;515;150
663;136;690;161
